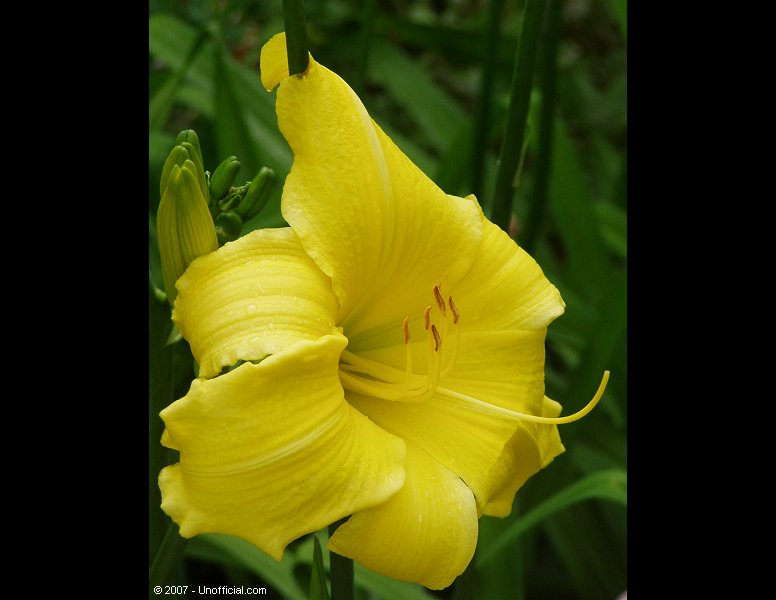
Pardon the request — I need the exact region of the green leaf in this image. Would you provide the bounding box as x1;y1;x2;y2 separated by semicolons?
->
310;536;330;600
212;43;262;186
434;121;476;196
294;534;434;600
594;202;627;260
474;512;527;600
149;280;194;561
571;441;626;473
548;117;611;299
490;0;545;232
149;29;208;131
368;40;466;154
150;523;189;594
373;15;519;66
564;272;626;419
353;565;435;600
545;503;627;600
185;534;307;600
477;469;627;567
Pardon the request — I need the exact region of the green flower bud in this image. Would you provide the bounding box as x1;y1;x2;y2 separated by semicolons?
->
160;138;209;203
157;156;218;306
175;130;204;169
236;166;275;220
215;211;243;245
209;156;241;202
178;141;209;200
160;145;189;198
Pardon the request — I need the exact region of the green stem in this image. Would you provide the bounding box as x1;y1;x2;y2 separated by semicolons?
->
328;519;354;600
471;0;505;202
521;0;563;253
283;0;309;75
489;0;547;233
149;522;188;597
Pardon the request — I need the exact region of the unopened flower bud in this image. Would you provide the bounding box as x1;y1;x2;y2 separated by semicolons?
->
157;156;218;305
209;156;241;202
236;166;275;220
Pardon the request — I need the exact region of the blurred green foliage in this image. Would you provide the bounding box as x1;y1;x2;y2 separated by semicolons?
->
149;1;626;599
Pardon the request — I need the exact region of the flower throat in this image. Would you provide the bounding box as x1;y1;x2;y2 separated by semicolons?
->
338;285;608;425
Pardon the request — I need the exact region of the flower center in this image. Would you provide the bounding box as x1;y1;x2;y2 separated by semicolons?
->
338;284;459;402
337;284;609;424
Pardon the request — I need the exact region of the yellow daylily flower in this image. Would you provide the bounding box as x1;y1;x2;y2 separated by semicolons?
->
159;32;591;590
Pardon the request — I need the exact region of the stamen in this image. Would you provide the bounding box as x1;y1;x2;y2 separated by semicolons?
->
339;350;404;382
431;324;442;351
338;369;409;400
337;288;465;403
435;371;610;425
425;322;442;394
448;296;459;324
433;285;446;316
338;289;604;430
337;319;440;402
403;317;413;390
440;317;460;379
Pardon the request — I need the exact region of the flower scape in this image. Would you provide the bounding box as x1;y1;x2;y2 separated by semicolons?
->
158;33;605;590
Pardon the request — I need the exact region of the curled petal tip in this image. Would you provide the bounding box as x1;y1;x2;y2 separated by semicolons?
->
260;33;290;91
260;32;313;91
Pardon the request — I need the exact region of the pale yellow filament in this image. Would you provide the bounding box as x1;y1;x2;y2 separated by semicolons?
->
338;285;608;425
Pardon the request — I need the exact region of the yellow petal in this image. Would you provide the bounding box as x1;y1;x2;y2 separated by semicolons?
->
329;443;477;590
172;227;339;379
350;328;559;512
262;35;482;338
481;396;565;516
453;216;565;332
159;333;406;560
260;32;292;91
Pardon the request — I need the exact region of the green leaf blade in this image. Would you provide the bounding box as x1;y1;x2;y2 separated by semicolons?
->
477;469;627;567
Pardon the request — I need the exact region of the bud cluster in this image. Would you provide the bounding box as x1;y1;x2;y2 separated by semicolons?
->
156;129;275;305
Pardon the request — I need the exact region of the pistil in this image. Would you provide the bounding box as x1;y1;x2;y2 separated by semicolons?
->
435;371;610;425
338;285;606;427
